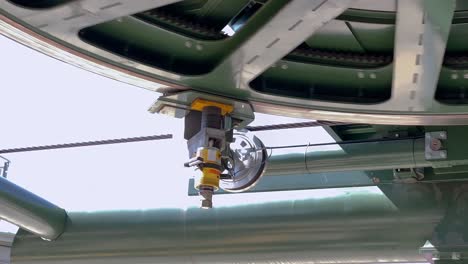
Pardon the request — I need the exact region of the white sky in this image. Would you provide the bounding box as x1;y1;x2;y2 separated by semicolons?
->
0;34;353;234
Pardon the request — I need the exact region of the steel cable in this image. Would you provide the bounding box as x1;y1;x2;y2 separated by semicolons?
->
0;134;173;154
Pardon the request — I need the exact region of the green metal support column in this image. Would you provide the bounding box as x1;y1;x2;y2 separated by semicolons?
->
12;184;446;264
0;177;67;240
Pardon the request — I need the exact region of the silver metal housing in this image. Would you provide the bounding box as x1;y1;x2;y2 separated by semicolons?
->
220;131;267;192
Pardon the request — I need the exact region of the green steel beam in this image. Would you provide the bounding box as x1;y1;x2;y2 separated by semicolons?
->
188;170;380;195
188;167;468;195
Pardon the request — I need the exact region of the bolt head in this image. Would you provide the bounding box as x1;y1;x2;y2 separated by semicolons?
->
430;138;442;151
440;151;447;159
199;187;213;209
438;131;447;139
452;252;461;260
201;199;213;209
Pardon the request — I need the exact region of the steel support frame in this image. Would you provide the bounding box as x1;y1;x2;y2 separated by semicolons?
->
212;0;356;89
247;0;458;118
0;0;183;91
2;0;182;34
3;0;468;124
388;0;456;112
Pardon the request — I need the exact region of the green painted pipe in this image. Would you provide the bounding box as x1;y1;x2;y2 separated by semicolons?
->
266;138;430;176
266;127;468;177
12;186;443;264
0;177;66;240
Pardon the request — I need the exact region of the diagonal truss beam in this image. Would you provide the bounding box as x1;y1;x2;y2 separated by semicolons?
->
20;0;181;34
389;0;455;112
219;0;355;89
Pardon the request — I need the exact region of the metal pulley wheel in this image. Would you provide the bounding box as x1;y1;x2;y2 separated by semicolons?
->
220;131;267;192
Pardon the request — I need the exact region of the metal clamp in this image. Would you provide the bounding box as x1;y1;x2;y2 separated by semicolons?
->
148;90;255;129
425;131;447;160
0;156;10;178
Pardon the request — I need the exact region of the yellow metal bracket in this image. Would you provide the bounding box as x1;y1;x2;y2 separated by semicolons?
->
191;98;234;116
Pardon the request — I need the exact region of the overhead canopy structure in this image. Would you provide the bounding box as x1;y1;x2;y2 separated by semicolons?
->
3;0;468;124
5;1;468;264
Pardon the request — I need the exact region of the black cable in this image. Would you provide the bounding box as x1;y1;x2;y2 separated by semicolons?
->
0;134;173;154
245;121;347;132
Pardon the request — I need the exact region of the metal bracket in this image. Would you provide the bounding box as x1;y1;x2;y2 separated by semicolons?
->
390;0;455;112
393;167;425;183
425;131;447;160
0;156;10;179
419;249;464;263
148;91;254;129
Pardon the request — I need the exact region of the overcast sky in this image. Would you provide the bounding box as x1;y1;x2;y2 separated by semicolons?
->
0;34;344;233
